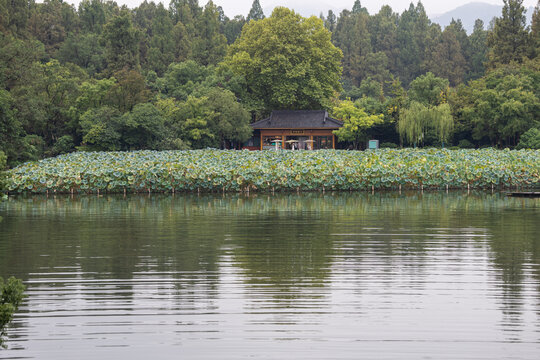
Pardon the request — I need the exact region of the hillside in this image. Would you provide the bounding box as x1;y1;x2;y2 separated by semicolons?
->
431;2;534;33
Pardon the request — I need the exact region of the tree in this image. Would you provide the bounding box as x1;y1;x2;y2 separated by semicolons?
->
223;15;245;44
108;69;150;112
395;2;431;85
27;0;80;55
175;95;215;148
0;38;46;90
11;60;86;152
121;103;166;149
0;89;31;166
205;88;252;148
0;151;6;196
425;24;468;86
78;0;108;34
225;7;343;114
247;0;265;22
487;0;530;68
191;1;227;65
332;99;383;149
171;21;192;62
0;0;30;36
56;33;106;76
325;10;336;32
369;5;399;75
169;0;200;28
158;60;212;100
333;9;373;86
452;65;539;147
516;127;540;149
468;19;488;80
0;277;25;348
352;0;368;15
531;1;540;57
398;101;454;147
101;11;141;74
136;1;176;76
79;106;122;151
408;72;449;107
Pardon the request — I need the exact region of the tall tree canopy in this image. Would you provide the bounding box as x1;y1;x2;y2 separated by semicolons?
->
224;7;343;115
247;0;265;22
487;0;530;67
101;11;141;74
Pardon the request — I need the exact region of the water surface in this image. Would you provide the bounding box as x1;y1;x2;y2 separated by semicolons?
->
1;192;539;359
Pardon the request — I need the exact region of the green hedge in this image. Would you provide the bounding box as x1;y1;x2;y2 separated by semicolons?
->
6;149;540;193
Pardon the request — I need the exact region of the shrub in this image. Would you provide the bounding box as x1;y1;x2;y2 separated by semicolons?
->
0;277;26;348
517;128;540;149
458;139;475;149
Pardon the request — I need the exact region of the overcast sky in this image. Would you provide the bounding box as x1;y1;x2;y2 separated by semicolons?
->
65;0;538;17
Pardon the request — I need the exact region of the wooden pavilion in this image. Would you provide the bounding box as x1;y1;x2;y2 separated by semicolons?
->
244;110;343;150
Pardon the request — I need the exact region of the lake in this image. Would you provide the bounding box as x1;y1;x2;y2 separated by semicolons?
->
0;192;539;359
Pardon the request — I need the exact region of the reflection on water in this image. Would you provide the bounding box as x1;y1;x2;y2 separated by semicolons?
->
0;192;539;359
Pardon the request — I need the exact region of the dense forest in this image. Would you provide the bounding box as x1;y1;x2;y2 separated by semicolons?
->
0;0;539;167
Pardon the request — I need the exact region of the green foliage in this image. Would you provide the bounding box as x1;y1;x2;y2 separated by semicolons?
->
158;60;212;100
79;106;122;151
56;33;106;76
0;0;30;36
108;69;149;112
399;102;454;146
11;60;86;153
204;88;252;147
191;1;227;66
0;37;46;89
516;128;540;149
27;0;79;55
50;135;75;156
332;9;375;86
0;89;26;166
223;15;245;44
224;7;343;113
0;150;6;197
453;64;539;147
394;2;431;85
6;149;540;194
0;276;25;348
458;139;475;149
467;20;488;81
487;0;530;68
1;0;540;160
408;72;449;107
380;142;398;148
425;23;468;86
78;0;108;34
122;103;166;150
101;11;141;74
247;0;265;22
332;99;384;149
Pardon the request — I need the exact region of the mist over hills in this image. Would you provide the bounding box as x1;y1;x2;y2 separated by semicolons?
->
259;1;534;34
431;2;535;33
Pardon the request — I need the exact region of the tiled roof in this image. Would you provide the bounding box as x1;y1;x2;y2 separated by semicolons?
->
251;110;343;129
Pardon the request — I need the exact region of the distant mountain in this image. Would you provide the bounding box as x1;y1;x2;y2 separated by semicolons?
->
430;2;534;33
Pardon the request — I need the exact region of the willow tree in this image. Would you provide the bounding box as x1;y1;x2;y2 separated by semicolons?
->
432;103;454;147
398;102;454;147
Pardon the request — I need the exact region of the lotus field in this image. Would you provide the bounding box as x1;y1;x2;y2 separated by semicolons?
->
5;149;540;194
